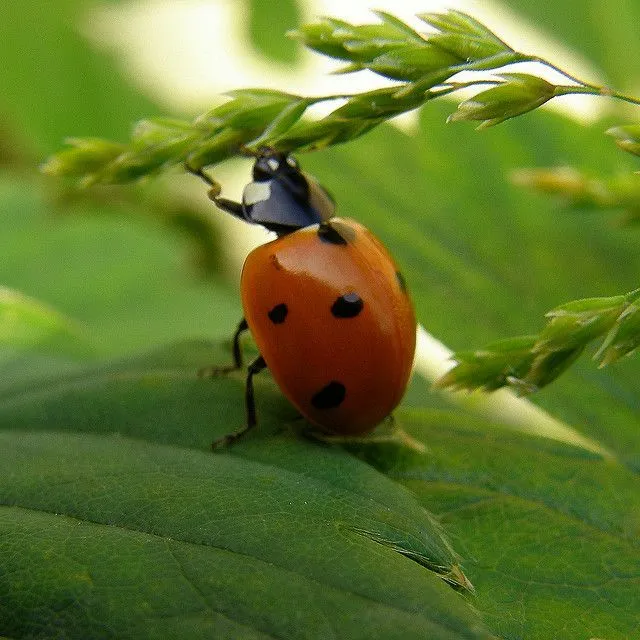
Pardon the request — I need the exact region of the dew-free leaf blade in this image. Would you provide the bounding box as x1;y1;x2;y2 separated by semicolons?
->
0;412;488;638
373;409;640;640
0;286;84;353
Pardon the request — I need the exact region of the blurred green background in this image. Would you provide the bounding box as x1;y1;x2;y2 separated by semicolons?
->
1;0;638;354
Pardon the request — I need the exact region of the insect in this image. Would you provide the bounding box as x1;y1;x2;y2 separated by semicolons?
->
192;150;416;447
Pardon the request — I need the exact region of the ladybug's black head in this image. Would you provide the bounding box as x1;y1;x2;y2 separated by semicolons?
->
243;150;336;235
252;152;299;182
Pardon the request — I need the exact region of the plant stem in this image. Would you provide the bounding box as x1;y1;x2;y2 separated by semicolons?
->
552;84;640;106
530;57;640;107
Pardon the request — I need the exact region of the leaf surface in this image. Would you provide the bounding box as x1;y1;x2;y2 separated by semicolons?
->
370;409;640;640
0;343;487;640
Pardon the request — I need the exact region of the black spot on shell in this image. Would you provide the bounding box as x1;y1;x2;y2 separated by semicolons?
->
396;271;407;292
268;303;288;324
311;381;346;409
331;293;363;318
317;222;347;245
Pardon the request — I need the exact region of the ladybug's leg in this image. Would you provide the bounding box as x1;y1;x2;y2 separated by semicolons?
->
185;165;246;221
212;354;266;449
199;318;248;377
244;355;267;429
230;318;248;370
210;194;245;219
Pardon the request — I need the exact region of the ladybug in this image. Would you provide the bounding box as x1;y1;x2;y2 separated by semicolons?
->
192;150;416;447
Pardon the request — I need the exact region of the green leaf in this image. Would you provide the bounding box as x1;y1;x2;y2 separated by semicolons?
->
418;11;511;59
244;98;316;151
330;86;426;120
375;410;640;640
523;343;585;388
7;6;640;633
287;21;355;61
371;11;429;44
0;286;84;354
434;335;539;393
0;174;240;357
417;10;508;46
427;33;509;63
105;138;196;183
273;118;380;153
183;127;246;173
0;343;489;639
417;10;518;68
369;46;462;82
210;89;303;130
40;137;126;180
538;295;628;349
595;291;640;365
131;118;196;145
288;19;410;64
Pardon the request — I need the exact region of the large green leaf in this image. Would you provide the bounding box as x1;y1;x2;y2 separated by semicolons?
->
0;342;487;640
0;175;240;357
4;102;640;636
364;409;640;640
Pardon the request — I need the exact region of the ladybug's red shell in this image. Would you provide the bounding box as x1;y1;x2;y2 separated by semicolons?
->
240;217;416;435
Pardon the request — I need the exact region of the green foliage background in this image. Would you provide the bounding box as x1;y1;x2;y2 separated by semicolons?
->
0;1;638;639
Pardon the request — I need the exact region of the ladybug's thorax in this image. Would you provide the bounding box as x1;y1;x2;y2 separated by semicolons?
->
243;151;336;235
